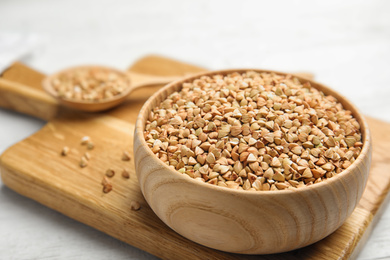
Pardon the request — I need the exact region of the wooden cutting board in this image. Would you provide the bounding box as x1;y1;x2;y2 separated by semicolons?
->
1;56;390;260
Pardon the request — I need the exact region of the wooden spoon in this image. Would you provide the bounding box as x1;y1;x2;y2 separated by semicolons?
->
42;65;180;112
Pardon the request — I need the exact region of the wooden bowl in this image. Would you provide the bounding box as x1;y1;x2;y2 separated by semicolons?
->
134;69;372;254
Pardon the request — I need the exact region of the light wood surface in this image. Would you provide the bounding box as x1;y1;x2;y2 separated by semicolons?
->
0;56;389;259
134;69;371;254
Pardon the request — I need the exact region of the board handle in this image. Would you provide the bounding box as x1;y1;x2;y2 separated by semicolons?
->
0;63;59;121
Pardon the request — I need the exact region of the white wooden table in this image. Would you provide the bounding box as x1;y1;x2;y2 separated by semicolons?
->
1;1;389;259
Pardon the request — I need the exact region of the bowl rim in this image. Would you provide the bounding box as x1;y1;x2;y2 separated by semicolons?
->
42;65;132;104
135;68;371;196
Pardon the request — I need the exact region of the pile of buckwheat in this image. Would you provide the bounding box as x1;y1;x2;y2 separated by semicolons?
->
144;71;363;191
51;67;128;101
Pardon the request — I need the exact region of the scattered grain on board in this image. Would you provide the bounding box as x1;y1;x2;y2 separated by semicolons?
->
102;176;112;193
87;141;95;150
122;169;130;179
80;156;88;168
130;201;141;211
122;151;131;161
61;146;69;156
105;168;115;177
80;136;90;145
58;136;133;194
144;71;363;191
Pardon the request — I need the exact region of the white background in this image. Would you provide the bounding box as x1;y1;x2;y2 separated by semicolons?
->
1;0;389;259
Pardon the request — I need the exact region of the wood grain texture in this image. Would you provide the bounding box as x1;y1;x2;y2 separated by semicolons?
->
134;69;372;254
0;56;389;259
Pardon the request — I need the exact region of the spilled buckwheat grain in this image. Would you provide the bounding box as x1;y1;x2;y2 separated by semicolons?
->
144;71;363;191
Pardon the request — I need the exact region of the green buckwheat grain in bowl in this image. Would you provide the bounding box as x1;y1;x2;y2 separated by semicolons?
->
143;71;362;191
